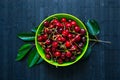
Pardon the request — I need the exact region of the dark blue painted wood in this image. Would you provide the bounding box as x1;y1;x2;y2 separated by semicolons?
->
0;0;120;80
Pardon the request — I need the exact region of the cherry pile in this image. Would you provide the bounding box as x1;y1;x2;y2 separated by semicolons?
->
37;17;86;64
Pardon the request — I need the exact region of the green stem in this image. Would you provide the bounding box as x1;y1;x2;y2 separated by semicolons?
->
89;39;111;44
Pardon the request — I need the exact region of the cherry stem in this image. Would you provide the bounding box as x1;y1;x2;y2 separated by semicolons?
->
89;38;111;44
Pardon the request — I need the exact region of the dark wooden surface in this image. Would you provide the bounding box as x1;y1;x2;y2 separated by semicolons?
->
0;0;120;80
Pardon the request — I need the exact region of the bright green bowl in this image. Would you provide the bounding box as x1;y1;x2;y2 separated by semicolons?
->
35;13;89;67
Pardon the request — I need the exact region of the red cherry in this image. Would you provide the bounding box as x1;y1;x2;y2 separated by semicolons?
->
57;37;62;42
75;34;81;42
61;18;67;22
70;56;76;61
52;19;59;24
65;41;71;48
52;41;58;48
52;47;56;52
62;30;69;37
54;51;61;57
56;22;61;27
80;29;86;35
45;39;51;45
43;21;49;27
65;23;71;28
68;33;73;39
45;54;51;60
42;34;48;41
57;28;63;34
65;51;72;57
57;58;63;64
78;42;84;48
61;53;66;60
70;45;77;51
74;26;81;32
49;24;54;29
71;21;77;26
38;35;43;42
45;48;51;53
61;37;66;42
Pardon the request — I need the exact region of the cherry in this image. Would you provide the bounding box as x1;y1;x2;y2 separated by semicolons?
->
61;18;67;22
54;51;61;57
52;47;56;52
65;23;71;28
45;48;51;53
61;37;66;42
57;58;63;64
56;22;61;27
74;26;81;32
65;41;71;48
45;39;51;45
43;21;49;27
42;34;48;41
62;30;69;37
80;29;86;35
57;37;62;42
45;54;51;60
65;51;72;57
61;53;66;60
71;21;77;26
75;34;81;42
52;41;58;48
38;35;43;42
57;28;63;34
52;19;59;24
49;24;54;29
70;45;77;51
68;33;73;39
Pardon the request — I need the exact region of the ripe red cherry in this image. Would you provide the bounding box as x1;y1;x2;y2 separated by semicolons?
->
52;41;58;48
80;29;86;35
42;34;48;41
65;41;71;48
71;21;77;26
82;37;86;43
65;51;72;57
45;54;51;59
61;18;67;22
52;19;59;24
43;21;49;27
74;26;81;32
68;33;73;39
61;37;66;42
62;30;69;37
57;28;63;34
70;56;76;61
75;34;81;42
70;45;77;51
61;53;66;59
52;47;56;52
45;39;51;45
54;51;61;57
49;24;54;29
57;37;62;42
38;35;43;42
45;48;51;53
57;58;63;64
65;23;71;28
56;22;61;27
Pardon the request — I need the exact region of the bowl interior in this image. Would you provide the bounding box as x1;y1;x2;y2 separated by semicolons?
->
35;13;89;66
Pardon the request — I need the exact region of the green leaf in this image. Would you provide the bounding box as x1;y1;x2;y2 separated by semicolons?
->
31;27;38;33
16;44;33;61
18;33;35;41
27;48;40;68
83;47;92;59
36;57;44;64
86;19;100;36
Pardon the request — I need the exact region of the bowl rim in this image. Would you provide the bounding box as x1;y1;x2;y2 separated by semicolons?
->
35;13;89;66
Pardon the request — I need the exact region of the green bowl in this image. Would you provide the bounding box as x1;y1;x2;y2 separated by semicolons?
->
35;13;89;67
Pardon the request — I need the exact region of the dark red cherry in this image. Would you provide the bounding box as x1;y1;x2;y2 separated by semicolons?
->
65;41;71;48
54;51;61;57
57;58;63;64
45;54;51;60
61;18;67;22
52;41;58;48
65;51;72;57
38;35;43;42
74;26;81;32
80;29;86;35
71;21;77;26
43;21;49;27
